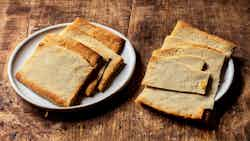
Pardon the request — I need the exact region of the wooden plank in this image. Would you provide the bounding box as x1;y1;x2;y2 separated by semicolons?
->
28;0;131;35
0;0;30;80
0;1;61;141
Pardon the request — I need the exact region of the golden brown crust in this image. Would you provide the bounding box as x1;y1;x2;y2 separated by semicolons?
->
85;64;107;96
141;100;204;119
192;43;225;54
151;54;205;62
171;21;236;57
72;18;125;54
41;34;103;67
135;93;204;119
149;56;161;62
97;57;124;91
173;20;237;47
15;72;72;106
154;42;226;56
85;58;124;94
162;35;227;55
152;48;179;57
149;55;202;70
85;79;98;96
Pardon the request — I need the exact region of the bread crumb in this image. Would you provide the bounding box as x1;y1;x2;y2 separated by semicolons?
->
44;111;48;118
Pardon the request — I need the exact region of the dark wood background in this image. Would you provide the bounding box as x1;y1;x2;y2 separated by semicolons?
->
0;0;249;140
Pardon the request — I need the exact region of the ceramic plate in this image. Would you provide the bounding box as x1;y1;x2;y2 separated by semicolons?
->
8;22;136;110
215;59;234;101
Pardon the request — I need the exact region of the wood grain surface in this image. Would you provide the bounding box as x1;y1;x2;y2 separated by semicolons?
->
0;0;249;141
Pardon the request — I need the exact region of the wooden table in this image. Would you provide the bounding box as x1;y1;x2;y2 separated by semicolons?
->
0;0;249;140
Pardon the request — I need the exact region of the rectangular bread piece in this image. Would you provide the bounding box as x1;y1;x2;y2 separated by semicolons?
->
136;41;226;119
136;52;207;119
15;34;102;106
155;41;226;102
136;87;212;119
150;55;206;71
60;18;125;94
170;21;236;57
72;18;125;54
142;56;210;94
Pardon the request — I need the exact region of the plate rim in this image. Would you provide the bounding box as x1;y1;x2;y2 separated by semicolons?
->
7;22;136;110
214;59;234;101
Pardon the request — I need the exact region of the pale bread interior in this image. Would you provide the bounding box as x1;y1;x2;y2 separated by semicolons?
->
151;55;206;70
170;21;236;57
142;56;210;94
16;41;93;106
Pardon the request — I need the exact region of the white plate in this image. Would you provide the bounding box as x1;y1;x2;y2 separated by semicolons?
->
215;59;234;101
8;23;136;110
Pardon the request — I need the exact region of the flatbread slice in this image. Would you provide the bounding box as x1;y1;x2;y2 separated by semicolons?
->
170;21;236;57
151;55;206;71
60;18;125;94
142;56;210;94
15;34;102;106
136;41;225;119
72;18;125;54
154;42;225;100
135;87;211;119
136;51;208;119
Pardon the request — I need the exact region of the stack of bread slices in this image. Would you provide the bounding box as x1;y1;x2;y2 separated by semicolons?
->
135;21;236;119
16;18;125;107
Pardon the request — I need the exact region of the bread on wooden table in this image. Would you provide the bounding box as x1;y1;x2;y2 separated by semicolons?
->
60;18;125;95
170;21;236;57
136;51;209;119
135;87;213;119
15;34;103;106
142;56;210;94
136;40;226;119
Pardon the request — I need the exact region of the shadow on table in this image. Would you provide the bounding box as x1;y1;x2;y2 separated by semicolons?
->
39;50;143;122
136;57;244;130
212;57;245;129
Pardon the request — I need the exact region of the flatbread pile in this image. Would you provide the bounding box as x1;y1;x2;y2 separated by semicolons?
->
135;21;236;119
16;18;125;106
